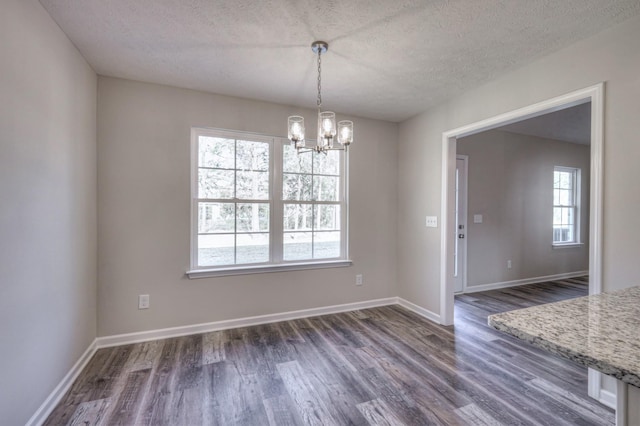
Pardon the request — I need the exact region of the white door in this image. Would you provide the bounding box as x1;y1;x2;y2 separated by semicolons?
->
454;156;468;293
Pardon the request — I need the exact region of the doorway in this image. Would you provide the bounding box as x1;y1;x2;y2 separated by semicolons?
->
440;83;605;404
454;106;591;295
440;84;603;323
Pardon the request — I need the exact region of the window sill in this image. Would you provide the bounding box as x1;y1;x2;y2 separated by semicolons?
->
186;259;353;279
552;243;584;249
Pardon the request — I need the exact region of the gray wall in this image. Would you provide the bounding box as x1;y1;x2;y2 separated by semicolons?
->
97;77;398;336
398;14;640;314
457;131;590;289
0;1;97;424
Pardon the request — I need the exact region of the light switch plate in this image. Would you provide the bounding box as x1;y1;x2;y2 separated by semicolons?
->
425;216;438;228
473;214;483;224
138;294;150;309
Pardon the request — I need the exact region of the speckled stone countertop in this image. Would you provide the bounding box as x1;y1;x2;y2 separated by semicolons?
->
488;286;640;388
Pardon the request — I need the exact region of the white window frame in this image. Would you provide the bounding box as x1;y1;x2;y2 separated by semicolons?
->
552;166;581;248
188;127;351;278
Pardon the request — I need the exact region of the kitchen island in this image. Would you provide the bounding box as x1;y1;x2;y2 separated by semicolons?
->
488;286;640;426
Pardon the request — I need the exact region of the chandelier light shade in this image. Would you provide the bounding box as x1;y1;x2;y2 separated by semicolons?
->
318;111;336;149
287;41;354;154
338;120;353;146
287;115;305;148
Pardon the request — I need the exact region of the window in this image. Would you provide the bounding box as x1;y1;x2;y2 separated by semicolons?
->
553;166;580;245
190;128;348;276
282;143;342;261
195;133;271;266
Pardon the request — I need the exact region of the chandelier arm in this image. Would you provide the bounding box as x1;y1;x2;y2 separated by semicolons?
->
295;147;314;154
294;145;347;154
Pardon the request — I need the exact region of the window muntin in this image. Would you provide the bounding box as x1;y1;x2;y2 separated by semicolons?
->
553;166;580;245
191;128;347;271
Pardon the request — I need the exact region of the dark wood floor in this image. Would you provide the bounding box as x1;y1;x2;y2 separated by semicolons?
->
46;277;614;425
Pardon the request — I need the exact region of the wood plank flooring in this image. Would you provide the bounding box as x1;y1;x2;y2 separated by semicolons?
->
45;277;614;425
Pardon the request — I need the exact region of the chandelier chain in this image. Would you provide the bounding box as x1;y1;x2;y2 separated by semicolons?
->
317;48;322;109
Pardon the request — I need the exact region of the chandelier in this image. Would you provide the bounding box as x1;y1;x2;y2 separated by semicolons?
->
287;41;354;153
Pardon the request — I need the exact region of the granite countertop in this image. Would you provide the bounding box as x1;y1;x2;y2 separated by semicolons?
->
488;286;640;387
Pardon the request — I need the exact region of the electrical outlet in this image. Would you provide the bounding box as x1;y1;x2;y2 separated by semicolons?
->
138;294;150;309
356;274;363;286
507;260;512;269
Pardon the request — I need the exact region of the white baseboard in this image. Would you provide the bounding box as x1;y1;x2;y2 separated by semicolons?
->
588;368;617;409
397;297;442;324
463;271;589;294
30;295;442;424
96;297;398;348
26;339;97;426
599;389;617;409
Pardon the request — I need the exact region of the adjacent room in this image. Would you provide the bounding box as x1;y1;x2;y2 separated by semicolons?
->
2;0;640;425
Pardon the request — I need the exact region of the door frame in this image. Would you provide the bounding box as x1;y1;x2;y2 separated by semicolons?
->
454;155;469;293
439;83;605;401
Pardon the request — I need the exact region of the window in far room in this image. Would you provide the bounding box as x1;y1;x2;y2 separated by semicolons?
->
552;166;580;245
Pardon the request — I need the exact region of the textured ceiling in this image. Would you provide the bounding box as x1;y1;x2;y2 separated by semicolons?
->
500;102;591;145
39;0;640;122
